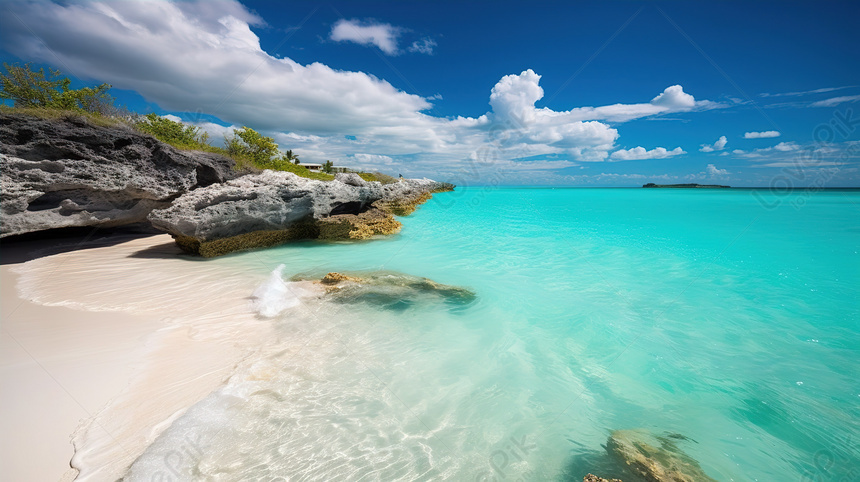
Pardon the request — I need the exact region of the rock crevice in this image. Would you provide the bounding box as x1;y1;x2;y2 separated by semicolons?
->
0;113;237;237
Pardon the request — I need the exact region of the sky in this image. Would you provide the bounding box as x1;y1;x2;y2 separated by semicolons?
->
1;0;858;187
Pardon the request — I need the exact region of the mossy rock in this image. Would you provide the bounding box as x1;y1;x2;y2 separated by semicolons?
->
606;430;716;482
174;220;319;257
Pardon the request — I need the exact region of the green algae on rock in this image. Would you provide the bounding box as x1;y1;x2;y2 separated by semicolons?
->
294;270;477;310
606;430;716;482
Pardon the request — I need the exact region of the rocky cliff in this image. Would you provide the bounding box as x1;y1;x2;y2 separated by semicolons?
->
0;113;237;237
0;113;454;255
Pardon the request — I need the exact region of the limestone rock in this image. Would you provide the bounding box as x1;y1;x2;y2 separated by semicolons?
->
374;178;454;216
0;113;235;237
606;430;716;482
297;270;477;310
319;272;362;284
584;474;622;482
147;170;384;256
317;207;401;240
148;171;454;256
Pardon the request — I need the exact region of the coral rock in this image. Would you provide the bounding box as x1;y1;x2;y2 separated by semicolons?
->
606;430;716;482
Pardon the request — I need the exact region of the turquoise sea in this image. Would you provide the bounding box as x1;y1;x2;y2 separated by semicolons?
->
127;188;859;481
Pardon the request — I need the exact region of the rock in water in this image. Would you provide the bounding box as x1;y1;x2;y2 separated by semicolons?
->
606;430;716;482
584;474;622;482
148;172;454;256
147;170;386;256
295;271;476;310
0;113;235;237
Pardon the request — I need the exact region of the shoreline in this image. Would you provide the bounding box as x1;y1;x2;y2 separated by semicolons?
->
1;234;276;480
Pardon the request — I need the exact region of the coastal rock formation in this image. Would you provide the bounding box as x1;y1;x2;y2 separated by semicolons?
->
376;178;455;215
300;271;477;310
147;170;383;256
0;113;236;238
584;474;622;482
606;430;716;482
148;172;453;256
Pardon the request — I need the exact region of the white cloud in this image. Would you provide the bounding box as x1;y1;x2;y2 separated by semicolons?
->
330;19;400;55
772;141;799;152
0;0;721;183
810;95;860;108
609;146;686;161
408;38;436;55
744;130;781;139
706;164;729;177
760;86;855;98
700;135;728;152
650;85;695;109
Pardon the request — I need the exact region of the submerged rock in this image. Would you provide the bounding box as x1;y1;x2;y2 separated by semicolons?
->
584;474;622;482
0;113;235;237
297;271;476;310
606;430;716;482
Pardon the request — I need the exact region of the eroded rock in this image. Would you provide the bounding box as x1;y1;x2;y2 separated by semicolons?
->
0;113;236;237
606;430;716;482
148;171;454;256
295;271;477;310
584;474;622;482
147;170;385;256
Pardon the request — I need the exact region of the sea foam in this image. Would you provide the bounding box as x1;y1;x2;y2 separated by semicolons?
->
250;264;314;317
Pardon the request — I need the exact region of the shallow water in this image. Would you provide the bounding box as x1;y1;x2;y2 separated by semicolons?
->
126;188;860;481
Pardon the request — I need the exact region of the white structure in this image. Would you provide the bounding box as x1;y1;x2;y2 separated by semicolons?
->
298;163;322;172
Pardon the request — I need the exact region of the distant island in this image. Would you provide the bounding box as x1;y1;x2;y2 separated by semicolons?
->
643;183;730;188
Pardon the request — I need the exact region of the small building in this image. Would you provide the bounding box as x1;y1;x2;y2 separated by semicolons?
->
298;163;322;172
331;166;350;173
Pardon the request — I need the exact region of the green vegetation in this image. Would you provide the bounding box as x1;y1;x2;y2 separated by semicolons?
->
134;113;209;149
1;62;399;182
0;63;115;115
357;172;399;184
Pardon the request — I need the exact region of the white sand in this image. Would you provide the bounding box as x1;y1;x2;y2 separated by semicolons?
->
1;234;277;481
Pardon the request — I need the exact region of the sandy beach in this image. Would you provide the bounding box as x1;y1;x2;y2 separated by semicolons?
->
1;234;275;481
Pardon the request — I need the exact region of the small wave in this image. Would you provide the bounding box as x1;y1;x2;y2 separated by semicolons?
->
250;264;316;317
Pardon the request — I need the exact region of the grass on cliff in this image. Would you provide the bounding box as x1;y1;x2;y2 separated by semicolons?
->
0;105;126;129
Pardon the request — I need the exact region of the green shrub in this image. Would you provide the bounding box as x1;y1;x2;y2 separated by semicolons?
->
357;171;398;184
226;126;280;165
0;63;115;115
133;113;209;148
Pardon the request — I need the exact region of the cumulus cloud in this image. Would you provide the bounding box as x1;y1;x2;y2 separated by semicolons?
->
744;130;781;139
705;164;729;177
771;141;800;152
700;135;728;152
650;85;695;109
609;146;686;161
810;95;860;108
408;38;436;55
0;0;721;182
330;19;400;55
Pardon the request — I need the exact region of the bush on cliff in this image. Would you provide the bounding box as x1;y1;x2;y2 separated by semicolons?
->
225;126;334;180
133;113;210;149
0;63;116;115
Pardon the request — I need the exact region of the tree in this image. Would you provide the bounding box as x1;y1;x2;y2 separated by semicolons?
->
282;149;300;164
0;63;114;114
225;126;280;166
322;160;334;174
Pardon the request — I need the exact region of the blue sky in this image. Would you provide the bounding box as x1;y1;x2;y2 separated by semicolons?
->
1;0;858;186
